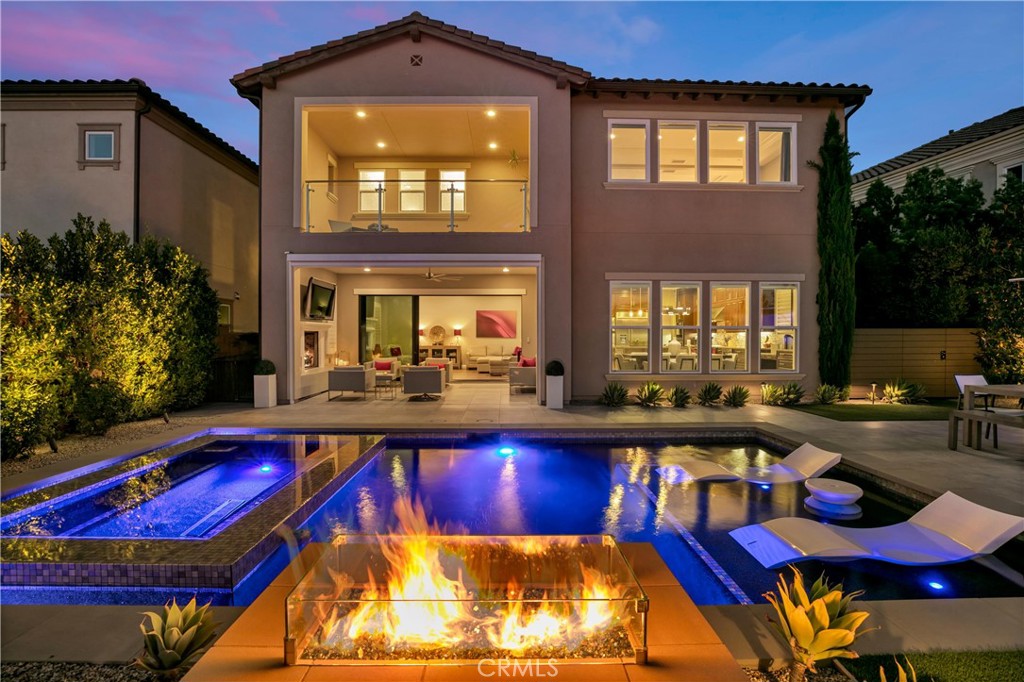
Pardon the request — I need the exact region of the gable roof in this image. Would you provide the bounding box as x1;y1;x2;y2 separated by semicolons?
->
231;11;591;95
853;106;1024;184
1;78;257;174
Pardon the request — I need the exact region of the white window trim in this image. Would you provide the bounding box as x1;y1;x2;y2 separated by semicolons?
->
610;280;652;373
758;281;800;373
660;281;702;373
755;122;797;186
707;122;748;185
77;123;121;170
709;281;751;373
608;119;650;183
996;157;1024;187
85;131;115;161
399;169;427;213
656;120;700;185
439;169;467;213
358;169;386;213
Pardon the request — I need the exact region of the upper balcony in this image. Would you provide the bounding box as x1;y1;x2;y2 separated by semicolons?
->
301;104;532;234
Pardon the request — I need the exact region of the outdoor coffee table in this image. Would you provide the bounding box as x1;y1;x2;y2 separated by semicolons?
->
804;477;863;519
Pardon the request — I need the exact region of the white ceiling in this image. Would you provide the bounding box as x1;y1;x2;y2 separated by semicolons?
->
330;266;535;276
307;105;530;158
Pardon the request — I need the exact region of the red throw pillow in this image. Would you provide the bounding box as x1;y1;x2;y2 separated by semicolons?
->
521;357;536;367
426;360;444;367
374;361;393;371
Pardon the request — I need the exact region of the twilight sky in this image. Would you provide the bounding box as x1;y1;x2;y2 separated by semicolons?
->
2;1;1021;171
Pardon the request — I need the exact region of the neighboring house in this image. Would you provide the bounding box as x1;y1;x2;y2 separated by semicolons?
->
852;106;1024;203
1;78;260;334
230;11;871;404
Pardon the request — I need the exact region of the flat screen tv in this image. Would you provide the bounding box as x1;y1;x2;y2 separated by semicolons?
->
303;277;336;321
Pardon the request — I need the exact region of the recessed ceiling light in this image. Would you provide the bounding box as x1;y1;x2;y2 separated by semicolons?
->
355;110;367;118
737;136;745;142
502;267;510;273
488;142;498;150
657;135;663;140
486;110;497;117
376;141;386;148
609;133;616;140
363;267;372;272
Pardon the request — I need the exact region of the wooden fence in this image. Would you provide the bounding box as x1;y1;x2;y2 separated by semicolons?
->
850;328;981;398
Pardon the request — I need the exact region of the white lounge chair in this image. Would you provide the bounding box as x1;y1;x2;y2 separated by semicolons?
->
729;491;1024;568
656;442;842;483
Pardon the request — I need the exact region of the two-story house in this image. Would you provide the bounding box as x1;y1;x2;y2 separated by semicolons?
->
231;12;871;404
1;78;260;335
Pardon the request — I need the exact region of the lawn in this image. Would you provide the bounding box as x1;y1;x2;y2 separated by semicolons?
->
841;650;1024;682
789;399;956;422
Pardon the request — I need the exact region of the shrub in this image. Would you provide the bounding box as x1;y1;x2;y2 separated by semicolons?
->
723;385;749;407
598;382;629;407
135;596;218;679
667;385;691;408
635;381;664;407
544;359;564;376
780;381;806;406
697;382;722;406
882;379;926;404
815;384;843;405
254;359;277;375
760;382;784;406
74;373;128;436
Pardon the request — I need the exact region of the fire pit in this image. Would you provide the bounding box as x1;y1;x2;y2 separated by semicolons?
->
285;503;648;665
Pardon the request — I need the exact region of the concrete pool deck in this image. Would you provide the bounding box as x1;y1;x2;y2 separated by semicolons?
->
2;385;1022;675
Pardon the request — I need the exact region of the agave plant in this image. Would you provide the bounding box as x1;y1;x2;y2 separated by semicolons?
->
136;596;218;680
723;385;750;407
815;384;843;405
696;381;722;406
882;379;926;405
779;381;806;406
879;656;917;682
635;381;664;407
599;381;629;407
668;385;691;408
761;382;784;406
764;566;875;682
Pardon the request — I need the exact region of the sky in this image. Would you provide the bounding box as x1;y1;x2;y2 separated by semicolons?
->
2;1;1022;171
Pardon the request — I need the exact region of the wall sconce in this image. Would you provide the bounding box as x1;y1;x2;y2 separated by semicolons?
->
418;328;425;336
453;328;462;336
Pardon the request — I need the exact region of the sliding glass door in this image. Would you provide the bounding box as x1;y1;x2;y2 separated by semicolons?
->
359;295;418;365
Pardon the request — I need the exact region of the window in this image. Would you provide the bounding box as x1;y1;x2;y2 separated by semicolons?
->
359;169;385;212
610;282;651;372
708;123;747;183
760;283;798;371
997;159;1023;187
77;123;121;170
609;120;649;181
326;155;338;202
660;283;700;372
400;169;426;212
439;169;466;212
658;122;698;183
710;283;749;372
756;124;795;184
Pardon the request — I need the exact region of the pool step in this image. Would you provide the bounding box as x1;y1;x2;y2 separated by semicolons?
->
183;499;248;537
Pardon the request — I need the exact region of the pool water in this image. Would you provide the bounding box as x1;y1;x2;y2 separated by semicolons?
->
298;438;1024;605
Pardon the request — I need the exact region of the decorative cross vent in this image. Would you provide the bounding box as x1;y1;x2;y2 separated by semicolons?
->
410;54;423;66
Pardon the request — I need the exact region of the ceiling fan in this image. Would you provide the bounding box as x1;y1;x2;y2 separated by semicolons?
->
421;268;462;282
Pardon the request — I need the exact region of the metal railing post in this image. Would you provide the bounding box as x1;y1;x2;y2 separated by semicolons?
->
305;182;313;232
521;181;528;232
375;183;384;231
448;183;456;232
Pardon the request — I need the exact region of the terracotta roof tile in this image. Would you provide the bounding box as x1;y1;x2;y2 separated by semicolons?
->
853;106;1024;184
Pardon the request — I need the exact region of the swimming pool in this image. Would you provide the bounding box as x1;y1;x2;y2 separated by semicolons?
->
298;436;1024;605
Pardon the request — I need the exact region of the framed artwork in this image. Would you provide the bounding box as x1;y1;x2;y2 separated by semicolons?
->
476;310;517;338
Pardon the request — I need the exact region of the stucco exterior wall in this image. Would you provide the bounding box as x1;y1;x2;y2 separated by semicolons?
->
138;114;260;332
569;96;834;399
259;33;572;401
1;105;136;238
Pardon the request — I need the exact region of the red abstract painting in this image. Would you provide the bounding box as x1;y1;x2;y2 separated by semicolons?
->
476;310;517;338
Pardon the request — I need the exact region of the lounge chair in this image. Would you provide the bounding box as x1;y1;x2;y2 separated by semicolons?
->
656;442;842;483
729;491;1024;568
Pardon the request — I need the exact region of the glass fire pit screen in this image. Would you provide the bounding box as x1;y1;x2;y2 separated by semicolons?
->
286;534;648;665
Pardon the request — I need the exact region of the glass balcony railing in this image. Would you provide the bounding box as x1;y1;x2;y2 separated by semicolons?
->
303;179;530;234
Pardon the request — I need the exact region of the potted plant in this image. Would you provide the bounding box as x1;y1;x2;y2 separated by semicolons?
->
253;358;277;408
545;359;564;409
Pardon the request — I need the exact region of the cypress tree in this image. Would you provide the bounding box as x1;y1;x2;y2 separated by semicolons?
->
809;111;856;387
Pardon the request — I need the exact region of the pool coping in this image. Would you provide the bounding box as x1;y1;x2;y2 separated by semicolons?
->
0;432;385;592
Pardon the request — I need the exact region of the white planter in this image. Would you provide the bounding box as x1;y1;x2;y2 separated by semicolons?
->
545;375;564;410
254;374;277;408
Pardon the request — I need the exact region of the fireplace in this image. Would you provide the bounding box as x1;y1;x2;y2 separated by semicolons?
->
303;331;319;369
285;531;648;665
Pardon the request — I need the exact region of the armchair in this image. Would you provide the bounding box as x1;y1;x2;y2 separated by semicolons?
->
509;365;537;394
402;366;444;401
328;365;374;400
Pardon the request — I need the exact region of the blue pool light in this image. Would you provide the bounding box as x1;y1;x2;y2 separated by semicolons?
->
259;465;273;473
928;581;945;591
497;446;517;457
760;484;771;490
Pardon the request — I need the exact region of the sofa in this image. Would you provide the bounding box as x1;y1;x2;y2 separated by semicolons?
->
509;365;537;393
